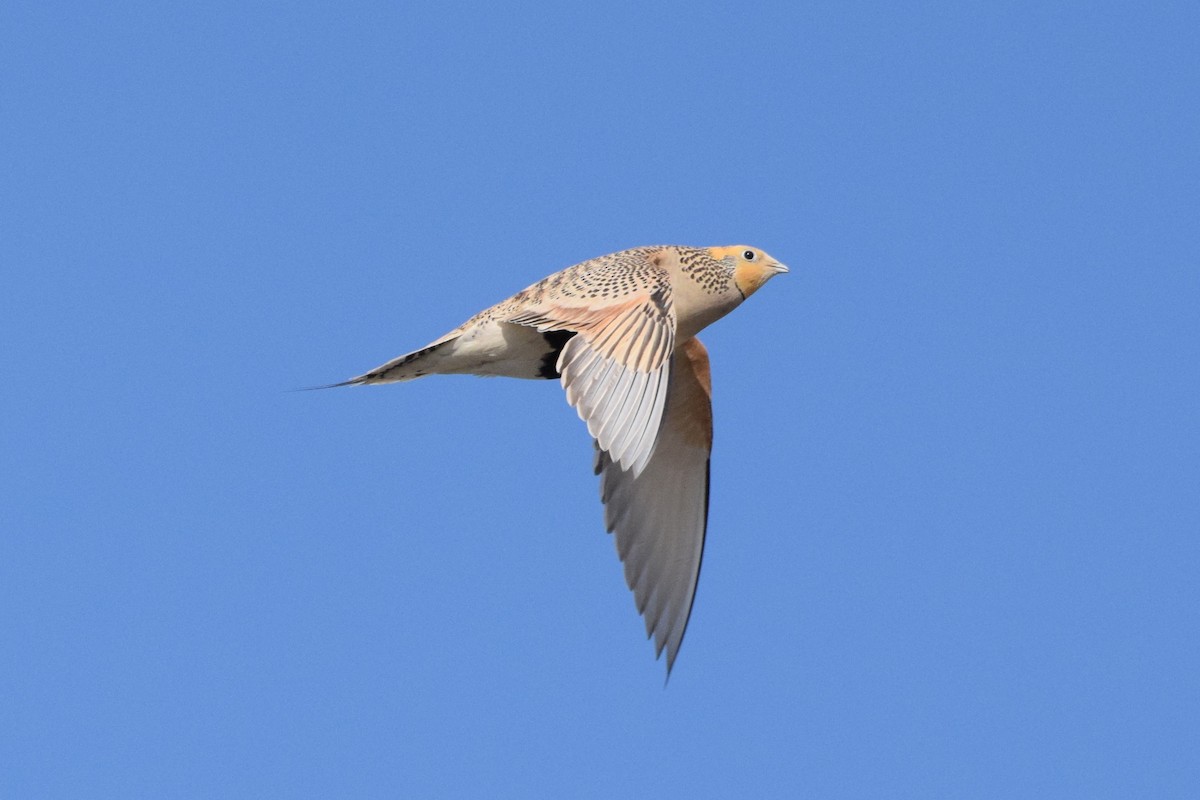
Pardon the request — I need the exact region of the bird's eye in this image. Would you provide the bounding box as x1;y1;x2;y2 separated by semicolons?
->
743;250;756;261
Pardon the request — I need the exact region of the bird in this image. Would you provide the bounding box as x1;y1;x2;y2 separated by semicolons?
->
331;245;788;674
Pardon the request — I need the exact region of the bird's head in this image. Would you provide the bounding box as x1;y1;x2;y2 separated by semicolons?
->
709;246;789;298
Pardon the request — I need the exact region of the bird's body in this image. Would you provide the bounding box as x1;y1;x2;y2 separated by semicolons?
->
336;244;787;673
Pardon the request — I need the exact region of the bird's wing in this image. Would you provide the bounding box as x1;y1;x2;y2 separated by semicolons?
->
594;337;713;675
508;280;675;476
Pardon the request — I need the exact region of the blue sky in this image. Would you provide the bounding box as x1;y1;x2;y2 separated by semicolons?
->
3;1;1198;797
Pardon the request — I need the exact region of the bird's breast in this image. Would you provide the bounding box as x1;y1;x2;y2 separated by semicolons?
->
673;287;742;342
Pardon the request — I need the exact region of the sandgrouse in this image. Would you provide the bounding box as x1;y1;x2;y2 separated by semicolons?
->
333;245;787;674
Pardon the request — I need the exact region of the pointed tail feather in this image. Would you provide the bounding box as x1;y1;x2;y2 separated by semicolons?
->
309;337;458;390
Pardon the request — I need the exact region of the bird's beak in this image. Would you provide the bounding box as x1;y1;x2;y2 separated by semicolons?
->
734;256;788;297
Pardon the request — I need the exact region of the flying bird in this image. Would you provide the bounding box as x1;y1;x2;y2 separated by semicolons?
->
332;245;788;674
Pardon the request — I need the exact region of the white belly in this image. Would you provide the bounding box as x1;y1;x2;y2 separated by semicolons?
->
443;320;556;379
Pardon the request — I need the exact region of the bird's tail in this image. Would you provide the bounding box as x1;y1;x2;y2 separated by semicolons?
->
315;336;460;389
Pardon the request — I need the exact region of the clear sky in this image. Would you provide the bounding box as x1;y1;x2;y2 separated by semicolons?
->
3;2;1198;797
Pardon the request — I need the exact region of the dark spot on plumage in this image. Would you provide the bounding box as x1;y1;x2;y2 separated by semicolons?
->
537;329;575;379
649;286;671;315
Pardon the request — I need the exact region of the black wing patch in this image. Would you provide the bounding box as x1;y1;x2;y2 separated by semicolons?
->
537;329;576;379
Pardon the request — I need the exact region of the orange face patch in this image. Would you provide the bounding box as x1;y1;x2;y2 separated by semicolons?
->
733;260;778;297
706;246;740;262
705;245;786;297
